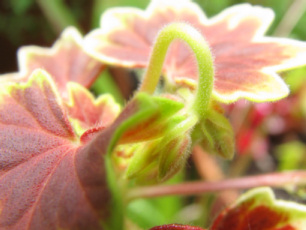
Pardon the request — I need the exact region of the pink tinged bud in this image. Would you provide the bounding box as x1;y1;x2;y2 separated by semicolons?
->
158;134;191;181
124;130;191;184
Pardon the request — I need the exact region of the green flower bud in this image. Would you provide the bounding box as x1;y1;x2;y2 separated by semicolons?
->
199;106;235;159
124;140;161;180
124;115;195;184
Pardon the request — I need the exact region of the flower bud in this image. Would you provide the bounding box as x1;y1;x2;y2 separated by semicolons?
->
200;107;234;159
124;140;160;180
158;133;191;181
124;116;194;184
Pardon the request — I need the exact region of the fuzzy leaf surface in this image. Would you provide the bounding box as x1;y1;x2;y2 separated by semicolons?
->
85;0;306;102
0;70;113;229
0;69;184;229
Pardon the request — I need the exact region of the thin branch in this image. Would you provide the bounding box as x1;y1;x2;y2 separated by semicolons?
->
127;170;306;200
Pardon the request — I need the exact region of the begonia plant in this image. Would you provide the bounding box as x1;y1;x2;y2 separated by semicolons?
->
1;0;306;230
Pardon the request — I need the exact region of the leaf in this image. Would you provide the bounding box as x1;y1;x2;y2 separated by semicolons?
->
0;68;185;229
84;0;306;103
0;27;104;99
210;187;306;230
0;69;112;229
149;188;306;230
65;82;121;137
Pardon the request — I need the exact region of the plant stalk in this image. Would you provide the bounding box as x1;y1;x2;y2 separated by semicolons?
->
138;23;214;118
127;170;306;200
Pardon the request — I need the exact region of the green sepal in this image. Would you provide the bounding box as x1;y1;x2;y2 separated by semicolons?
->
158;134;191;181
151;95;185;118
107;92;160;153
157;114;197;181
125;141;161;180
199;107;234;159
116;93;185;144
124;116;187;180
134;161;160;185
125;114;196;184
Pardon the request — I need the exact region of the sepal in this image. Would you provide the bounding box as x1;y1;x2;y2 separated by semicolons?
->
124;141;161;180
158;133;191;181
199;105;235;159
124;115;195;184
116;93;185;144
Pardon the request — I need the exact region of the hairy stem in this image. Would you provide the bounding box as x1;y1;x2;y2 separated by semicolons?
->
139;22;214;118
127;170;306;200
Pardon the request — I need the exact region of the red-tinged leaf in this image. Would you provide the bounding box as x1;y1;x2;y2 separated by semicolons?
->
0;69;116;230
210;187;306;230
84;0;306;103
0;69;184;229
0;27;104;99
150;224;206;230
65;82;121;137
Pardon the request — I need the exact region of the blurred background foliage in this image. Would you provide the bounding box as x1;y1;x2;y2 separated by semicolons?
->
1;0;306;73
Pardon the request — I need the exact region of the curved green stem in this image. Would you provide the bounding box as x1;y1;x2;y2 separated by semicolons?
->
139;22;214;118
